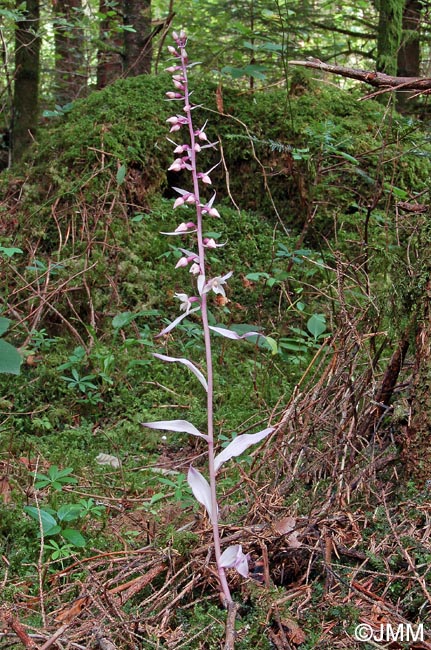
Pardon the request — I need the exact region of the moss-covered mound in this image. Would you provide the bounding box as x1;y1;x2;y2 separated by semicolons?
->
1;72;430;337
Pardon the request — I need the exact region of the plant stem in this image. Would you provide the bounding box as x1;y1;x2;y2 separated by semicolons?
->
181;46;233;606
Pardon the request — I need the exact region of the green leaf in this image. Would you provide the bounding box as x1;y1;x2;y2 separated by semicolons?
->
307;313;326;339
44;525;62;537
116;163;127;185
24;506;58;534
0;246;23;258
0;339;22;375
0;317;11;337
61;528;86;547
57;504;82;522
263;336;278;355
245;272;270;281
112;311;135;329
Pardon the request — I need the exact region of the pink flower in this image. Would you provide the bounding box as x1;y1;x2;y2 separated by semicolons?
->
173;144;189;154
166;115;188;132
203;238;224;249
197;172;211;184
199;272;233;297
168;157;191;172
202;205;221;218
160;221;197;235
194;121;209;141
189;263;200;275
175;293;198;314
172;187;197;209
219;545;250;578
175;254;199;271
176;221;196;232
175;257;189;269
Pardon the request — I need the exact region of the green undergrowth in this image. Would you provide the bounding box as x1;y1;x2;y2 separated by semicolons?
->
1;70;431;646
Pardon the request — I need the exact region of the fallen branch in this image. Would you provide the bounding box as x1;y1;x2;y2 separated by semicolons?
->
289;58;431;92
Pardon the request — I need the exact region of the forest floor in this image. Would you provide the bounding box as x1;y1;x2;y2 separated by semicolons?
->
1;74;431;649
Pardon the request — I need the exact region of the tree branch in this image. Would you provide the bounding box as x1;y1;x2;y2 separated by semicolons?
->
289;58;431;91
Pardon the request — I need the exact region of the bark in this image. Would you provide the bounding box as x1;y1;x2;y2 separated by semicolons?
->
96;0;124;89
53;0;86;105
376;0;404;75
288;58;431;93
12;0;41;163
397;0;421;77
124;0;152;76
397;0;421;109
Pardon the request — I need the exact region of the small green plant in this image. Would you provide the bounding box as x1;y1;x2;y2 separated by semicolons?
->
278;313;328;364
24;503;87;548
0;244;23;258
158;472;195;505
34;465;77;491
23;498;106;558
60;367;98;394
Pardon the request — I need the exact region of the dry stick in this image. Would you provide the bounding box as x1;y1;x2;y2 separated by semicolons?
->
224;601;240;650
39;624;69;650
0;607;40;650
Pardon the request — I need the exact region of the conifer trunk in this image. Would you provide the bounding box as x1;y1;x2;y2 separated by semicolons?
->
124;0;152;76
96;0;124;89
12;0;40;163
376;0;404;75
54;0;86;105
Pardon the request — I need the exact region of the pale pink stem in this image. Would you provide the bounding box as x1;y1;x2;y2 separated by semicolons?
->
179;45;233;605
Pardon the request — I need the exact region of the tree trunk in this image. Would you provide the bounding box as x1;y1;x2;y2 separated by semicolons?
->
397;0;421;76
376;0;404;75
53;0;86;105
12;0;41;163
124;0;152;76
396;0;421;109
96;0;124;89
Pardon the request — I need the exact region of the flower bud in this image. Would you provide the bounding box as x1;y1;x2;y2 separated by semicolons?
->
189;263;200;275
175;257;189;269
173;196;185;209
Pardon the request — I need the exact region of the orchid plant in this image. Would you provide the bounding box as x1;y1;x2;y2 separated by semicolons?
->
143;30;274;606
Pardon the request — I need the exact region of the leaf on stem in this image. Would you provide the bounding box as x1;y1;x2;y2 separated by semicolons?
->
153;353;208;391
214;427;274;472
187;466;216;522
142;419;209;441
208;325;263;341
156;306;200;337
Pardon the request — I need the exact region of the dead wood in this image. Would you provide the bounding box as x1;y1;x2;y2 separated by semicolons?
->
289;58;431;92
